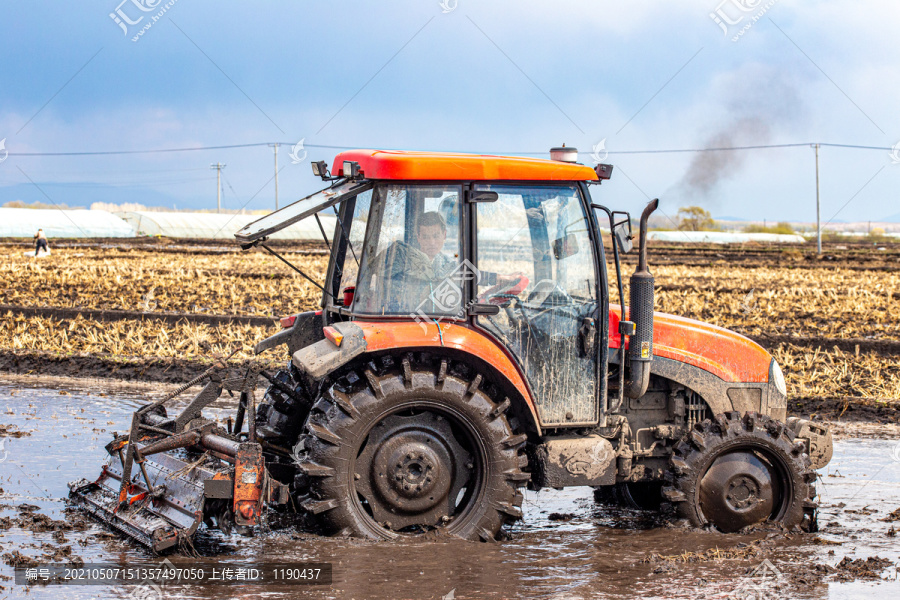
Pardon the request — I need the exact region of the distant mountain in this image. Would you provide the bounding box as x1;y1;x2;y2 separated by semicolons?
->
881;212;900;223
714;216;750;222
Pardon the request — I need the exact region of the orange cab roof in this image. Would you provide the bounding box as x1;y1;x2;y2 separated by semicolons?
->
331;149;599;181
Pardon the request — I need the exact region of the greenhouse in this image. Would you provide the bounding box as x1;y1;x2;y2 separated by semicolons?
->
118;211;337;240
0;208;134;238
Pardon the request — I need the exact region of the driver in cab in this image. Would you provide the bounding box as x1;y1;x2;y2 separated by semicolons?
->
380;212;518;314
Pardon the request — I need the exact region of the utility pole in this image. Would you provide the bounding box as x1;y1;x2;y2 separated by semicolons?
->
268;143;280;210
211;163;226;213
813;144;821;255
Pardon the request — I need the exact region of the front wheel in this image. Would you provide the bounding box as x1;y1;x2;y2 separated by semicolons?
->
293;355;527;541
662;412;818;532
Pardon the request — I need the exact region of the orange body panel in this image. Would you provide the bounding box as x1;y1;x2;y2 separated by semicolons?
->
354;321;541;430
332;149;599;181
609;305;771;383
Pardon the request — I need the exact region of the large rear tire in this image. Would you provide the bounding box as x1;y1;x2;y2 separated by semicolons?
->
293;355;527;541
662;412;817;532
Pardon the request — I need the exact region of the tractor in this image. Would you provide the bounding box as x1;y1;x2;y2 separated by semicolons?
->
69;148;832;550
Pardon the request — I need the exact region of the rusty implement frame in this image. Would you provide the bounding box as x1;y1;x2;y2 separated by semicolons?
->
68;358;288;553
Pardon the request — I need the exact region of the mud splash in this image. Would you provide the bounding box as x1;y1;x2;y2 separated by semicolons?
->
0;376;898;599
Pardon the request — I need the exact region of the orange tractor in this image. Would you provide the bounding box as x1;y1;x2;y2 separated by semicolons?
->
70;149;832;550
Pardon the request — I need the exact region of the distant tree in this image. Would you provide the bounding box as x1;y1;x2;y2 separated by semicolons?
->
867;227;892;243
677;206;719;231
3;200;76;210
744;222;795;235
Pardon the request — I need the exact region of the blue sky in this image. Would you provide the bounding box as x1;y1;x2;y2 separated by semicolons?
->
1;1;898;223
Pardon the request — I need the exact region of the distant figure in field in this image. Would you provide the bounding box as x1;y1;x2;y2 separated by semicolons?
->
33;229;48;256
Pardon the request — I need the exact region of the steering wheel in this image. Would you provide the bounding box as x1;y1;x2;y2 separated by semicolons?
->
524;279;575;310
477;273;530;306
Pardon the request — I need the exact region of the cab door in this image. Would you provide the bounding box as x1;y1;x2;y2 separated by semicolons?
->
471;184;600;426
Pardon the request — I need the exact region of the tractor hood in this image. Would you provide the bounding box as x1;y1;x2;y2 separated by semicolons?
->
609;306;771;384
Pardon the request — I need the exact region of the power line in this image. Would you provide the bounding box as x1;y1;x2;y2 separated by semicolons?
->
6;141;897;158
10;142;276;156
0;176;216;188
8;166;212;175
267;143;279;210
220;171;239;201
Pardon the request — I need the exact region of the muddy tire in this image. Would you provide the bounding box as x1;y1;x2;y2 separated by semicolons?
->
662;412;817;532
293;355;527;541
256;366;311;445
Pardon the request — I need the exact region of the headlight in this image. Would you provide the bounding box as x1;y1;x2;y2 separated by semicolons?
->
770;359;787;396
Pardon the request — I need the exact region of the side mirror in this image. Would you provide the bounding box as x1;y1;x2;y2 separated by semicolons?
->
552;233;579;260
594;164;614;181
614;221;633;254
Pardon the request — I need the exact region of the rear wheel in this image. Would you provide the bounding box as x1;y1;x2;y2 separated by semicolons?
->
662;412;817;532
293;355;527;541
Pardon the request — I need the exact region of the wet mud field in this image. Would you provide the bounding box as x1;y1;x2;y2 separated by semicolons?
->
1;376;899;600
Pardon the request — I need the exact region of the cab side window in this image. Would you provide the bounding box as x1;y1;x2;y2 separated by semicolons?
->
354;185;463;316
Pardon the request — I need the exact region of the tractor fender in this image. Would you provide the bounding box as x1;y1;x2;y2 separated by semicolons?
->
292;321;368;380
293;320;542;436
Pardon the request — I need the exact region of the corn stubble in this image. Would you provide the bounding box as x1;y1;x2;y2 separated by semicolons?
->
2;311;268;360
1;248;897;402
1;250;326;315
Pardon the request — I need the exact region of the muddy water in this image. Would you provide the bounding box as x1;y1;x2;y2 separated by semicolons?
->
1;376;898;599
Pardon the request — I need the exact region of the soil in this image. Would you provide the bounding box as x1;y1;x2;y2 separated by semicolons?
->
625;240;900;271
881;508;900;522
6;506;90;534
791;396;900;424
0;350;277;385
0;424;30;438
829;556;897;581
0;303;276;327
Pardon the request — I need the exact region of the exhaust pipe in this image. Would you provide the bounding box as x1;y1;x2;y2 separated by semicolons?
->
625;198;659;399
